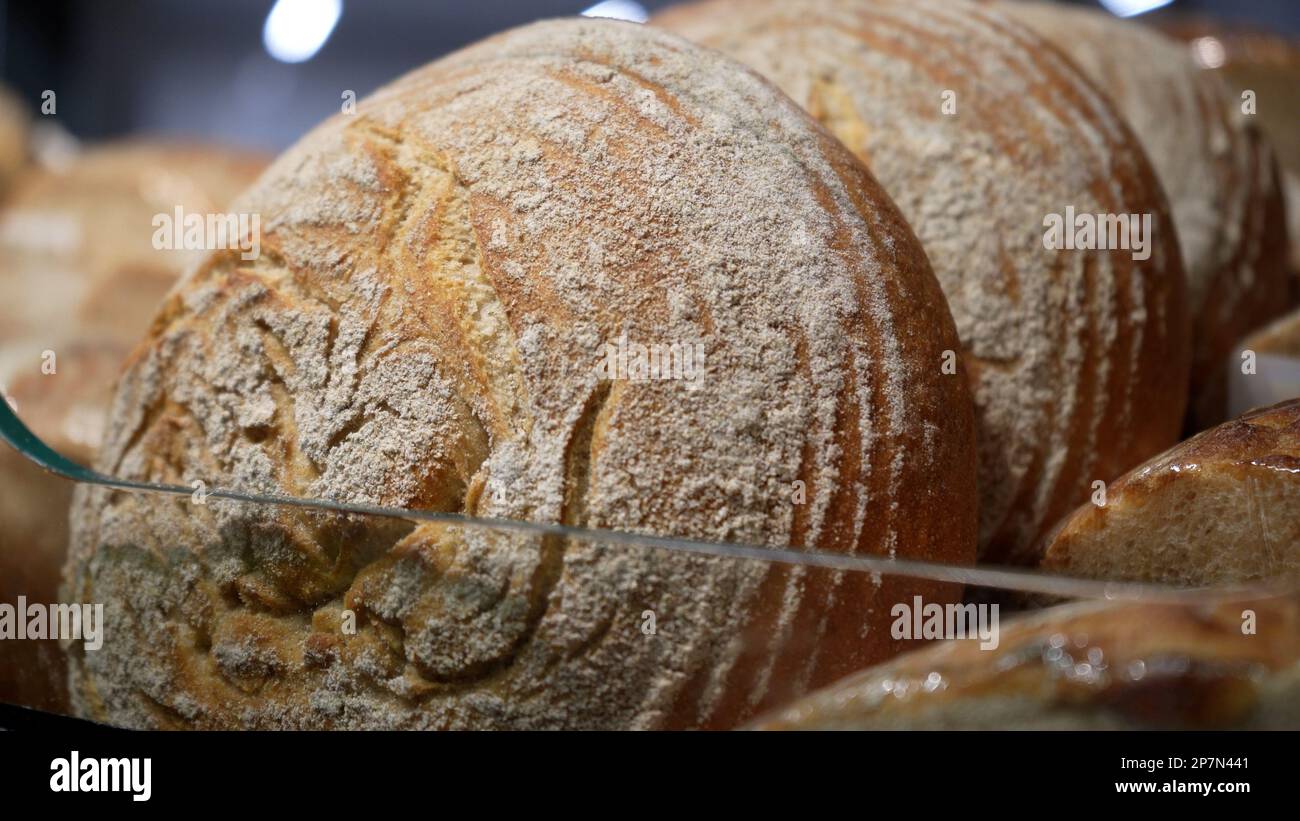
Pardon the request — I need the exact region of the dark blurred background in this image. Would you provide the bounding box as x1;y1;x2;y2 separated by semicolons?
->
0;0;1296;152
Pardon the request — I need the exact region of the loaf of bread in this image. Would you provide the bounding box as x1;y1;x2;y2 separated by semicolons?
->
1156;18;1300;285
0;142;268;348
0;86;28;194
1001;1;1294;430
64;19;978;729
656;0;1190;564
1041;399;1300;586
1243;307;1300;359
0;142;266;714
753;595;1300;730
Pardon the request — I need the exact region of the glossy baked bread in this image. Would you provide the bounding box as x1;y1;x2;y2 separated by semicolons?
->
1001;1;1294;430
64;19;978;729
754;594;1300;730
656;0;1190;563
1042;400;1300;586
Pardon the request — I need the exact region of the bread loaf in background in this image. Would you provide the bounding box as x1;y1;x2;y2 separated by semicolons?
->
1042;399;1300;586
656;0;1190;564
64;19;978;730
1155;18;1300;285
753;595;1300;730
0;87;28;195
1001;0;1294;431
0;142;266;714
0;142;268;348
1244;307;1300;359
1229;307;1300;418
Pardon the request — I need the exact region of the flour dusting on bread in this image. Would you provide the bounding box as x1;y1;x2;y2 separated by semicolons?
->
66;19;976;729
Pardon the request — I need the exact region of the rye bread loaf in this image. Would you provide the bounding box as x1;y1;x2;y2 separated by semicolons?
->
753;594;1300;730
1001;1;1294;430
655;0;1190;563
63;19;978;730
1042;399;1300;586
0;142;266;714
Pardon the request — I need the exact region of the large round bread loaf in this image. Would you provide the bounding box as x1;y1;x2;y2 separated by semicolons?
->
64;20;978;729
656;0;1190;563
1042;399;1300;586
0;142;266;715
1001;1;1294;430
753;595;1300;730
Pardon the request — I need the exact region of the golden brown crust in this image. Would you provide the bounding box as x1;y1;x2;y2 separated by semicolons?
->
656;0;1190;563
65;19;977;729
753;594;1300;730
1000;1;1296;430
1043;400;1300;585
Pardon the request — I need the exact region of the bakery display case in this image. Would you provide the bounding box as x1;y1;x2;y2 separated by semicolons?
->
0;0;1298;739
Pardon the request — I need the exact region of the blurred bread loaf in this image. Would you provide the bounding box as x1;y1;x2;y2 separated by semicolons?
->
656;0;1190;563
1001;1;1294;430
1156;18;1300;282
1042;400;1300;586
0;142;268;347
64;19;978;730
1229;308;1300;416
754;595;1300;730
1244;308;1300;359
0;87;28;194
0;142;266;714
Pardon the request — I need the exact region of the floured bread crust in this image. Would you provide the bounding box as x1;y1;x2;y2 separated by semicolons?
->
65;20;977;729
1001;0;1294;430
1043;399;1300;586
656;0;1190;563
753;595;1300;730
